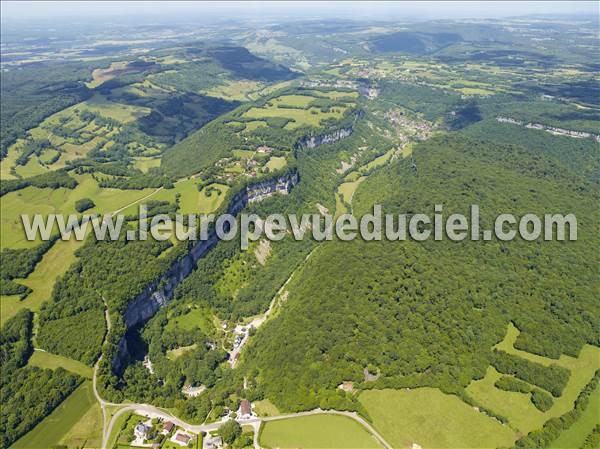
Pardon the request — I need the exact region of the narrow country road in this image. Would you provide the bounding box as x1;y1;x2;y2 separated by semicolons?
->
94;296;122;449
228;242;321;367
95;286;392;449
110;186;163;216
95;192;388;448
104;404;393;449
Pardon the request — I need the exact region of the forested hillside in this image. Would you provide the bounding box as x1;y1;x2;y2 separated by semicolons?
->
242;132;599;411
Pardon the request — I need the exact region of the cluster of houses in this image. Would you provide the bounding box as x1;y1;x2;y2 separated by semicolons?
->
131;418;194;448
384;110;434;140
301;78;358;90
205;145;281;184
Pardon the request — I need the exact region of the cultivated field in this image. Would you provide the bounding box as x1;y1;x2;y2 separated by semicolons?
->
359;388;516;449
10;381;99;449
28;350;93;378
466;323;600;435
259;414;383;448
242;93;354;130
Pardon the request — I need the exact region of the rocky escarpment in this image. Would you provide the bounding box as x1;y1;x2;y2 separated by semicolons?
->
112;171;299;372
295;127;353;149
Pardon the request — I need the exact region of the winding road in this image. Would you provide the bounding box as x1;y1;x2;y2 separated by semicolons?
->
93;244;392;449
103;403;393;449
94;165;392;448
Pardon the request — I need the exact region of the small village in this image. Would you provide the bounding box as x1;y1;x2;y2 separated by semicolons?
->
114;399;258;449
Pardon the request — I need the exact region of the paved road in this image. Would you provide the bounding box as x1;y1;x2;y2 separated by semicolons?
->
103;404;393;449
93;211;389;448
94;297;122;449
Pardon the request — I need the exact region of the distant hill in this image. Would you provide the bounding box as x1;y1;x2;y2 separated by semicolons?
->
371;31;462;54
207;46;297;81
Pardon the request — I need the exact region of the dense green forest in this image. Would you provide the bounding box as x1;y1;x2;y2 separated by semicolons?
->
1;14;599;449
242;131;599;411
0;61;93;157
0;310;82;449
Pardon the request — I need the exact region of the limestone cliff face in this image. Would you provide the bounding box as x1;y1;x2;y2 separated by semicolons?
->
112;171;299;372
295;127;353;149
111;121;358;372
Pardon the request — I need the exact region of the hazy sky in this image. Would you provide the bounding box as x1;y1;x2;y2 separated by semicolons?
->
2;1;598;22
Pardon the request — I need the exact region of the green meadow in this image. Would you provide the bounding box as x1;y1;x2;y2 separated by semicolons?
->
265;156;287;171
166;306;216;335
133;156;161;173
28;350;94;378
549;383;599;449
259;414;382;449
1;237;85;325
359;388;516;449
1;174;155;249
241;92;353;130
466;323;600;434
10;381;98;449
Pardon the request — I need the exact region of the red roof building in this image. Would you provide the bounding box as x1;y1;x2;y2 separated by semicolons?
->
175;433;191;443
240;399;252;417
163;421;174;432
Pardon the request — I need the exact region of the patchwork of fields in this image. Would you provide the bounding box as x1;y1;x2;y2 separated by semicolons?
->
466;323;600;435
1;12;599;449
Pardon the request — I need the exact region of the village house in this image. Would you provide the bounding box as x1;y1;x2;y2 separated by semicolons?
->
238;399;253;419
204;434;223;449
134;422;150;439
163;420;174;434
171;431;192;447
256;145;273;153
338;381;354;392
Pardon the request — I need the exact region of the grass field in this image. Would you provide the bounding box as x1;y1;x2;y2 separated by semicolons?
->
265;156;287;171
78;94;151;123
259;414;383;449
0;295;24;327
11;381;97;449
106;410;133;449
60;388;103;449
166;306;217;336
119;179;229;216
359;388;516;449
201;79;263;101
14;156;48;178
28;350;93;378
316;90;359;100
166;343;198;360
339;177;366;205
198;183;229;213
1;174;155;249
1;237;85;326
359;149;396;173
270;94;316;108
233;149;256;159
466;323;600;435
0;140;24;180
549;383;599;449
133;156;161;172
336;176;366;217
243;120;267;132
242;93;353;130
253;399;281;417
